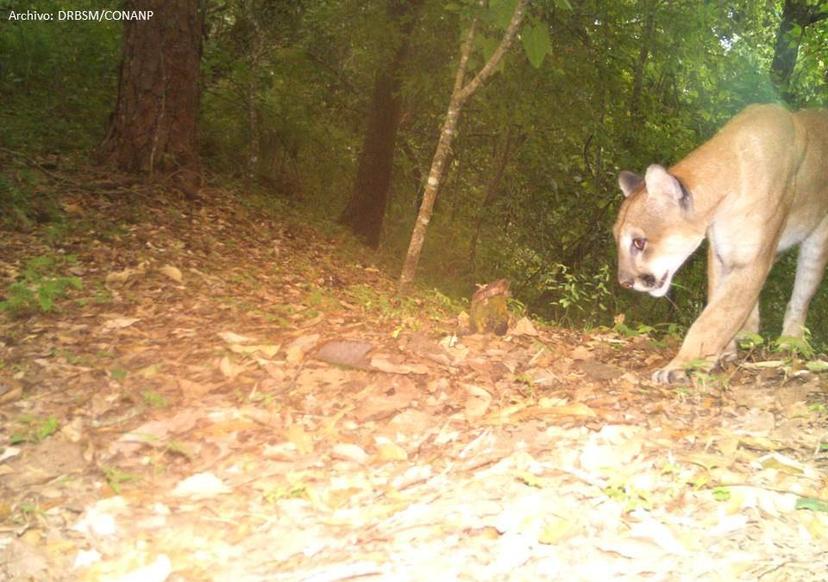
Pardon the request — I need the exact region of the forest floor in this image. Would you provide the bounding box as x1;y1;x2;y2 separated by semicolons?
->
1;162;827;582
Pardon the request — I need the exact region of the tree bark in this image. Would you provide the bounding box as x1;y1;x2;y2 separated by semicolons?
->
247;0;263;183
770;0;827;104
339;0;424;248
629;6;655;123
101;0;203;191
398;0;528;293
469;126;516;268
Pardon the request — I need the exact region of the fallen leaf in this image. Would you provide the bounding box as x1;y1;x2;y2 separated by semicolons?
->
369;355;429;375
315;340;373;368
219;355;245;379
285;334;320;364
464;384;492;418
376;438;408;461
511;317;538;336
218;331;255;344
287;424;314;454
172;472;230;499
159;265;183;283
332;443;369;464
103;317;140;330
105;264;146;285
229;343;281;358
112;554;172;582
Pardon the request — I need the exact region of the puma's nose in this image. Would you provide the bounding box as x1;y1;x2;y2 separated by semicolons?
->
640;273;656;287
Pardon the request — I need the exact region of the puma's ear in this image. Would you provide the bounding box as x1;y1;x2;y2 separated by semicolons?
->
644;164;686;204
618;171;643;198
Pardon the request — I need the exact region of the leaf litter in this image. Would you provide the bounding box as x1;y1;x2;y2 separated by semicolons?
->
0;168;826;581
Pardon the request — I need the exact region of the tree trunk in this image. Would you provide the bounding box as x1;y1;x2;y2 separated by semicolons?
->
247;0;263;183
469;126;516;268
629;6;655;123
398;0;528;293
102;0;203;191
339;0;424;248
770;0;827;104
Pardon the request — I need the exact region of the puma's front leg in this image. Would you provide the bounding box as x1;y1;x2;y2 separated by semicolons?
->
653;257;772;383
706;245;760;361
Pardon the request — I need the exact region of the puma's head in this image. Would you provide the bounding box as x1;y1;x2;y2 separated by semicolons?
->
612;164;705;298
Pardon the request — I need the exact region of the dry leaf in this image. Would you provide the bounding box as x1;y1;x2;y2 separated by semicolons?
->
285;334;320;364
376;439;408;462
218;331;254;344
111;554;172;582
369;355;429;375
511;317;538;336
332;443;369;464
219;355;245;379
287;424;314;454
315;340;373;368
229;343;281;358
172;472;230;499
103;317;140;330
159;265;183;283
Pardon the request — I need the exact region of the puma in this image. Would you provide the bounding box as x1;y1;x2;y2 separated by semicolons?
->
613;104;828;383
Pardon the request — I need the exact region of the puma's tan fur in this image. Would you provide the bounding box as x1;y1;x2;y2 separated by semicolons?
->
613;104;828;383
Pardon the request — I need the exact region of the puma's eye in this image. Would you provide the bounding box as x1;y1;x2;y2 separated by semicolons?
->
632;238;647;251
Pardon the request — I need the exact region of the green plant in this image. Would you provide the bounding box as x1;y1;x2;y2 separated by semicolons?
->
10;415;60;444
0;254;83;317
773;334;815;359
110;368;128;383
103;466;139;494
142;390;168;408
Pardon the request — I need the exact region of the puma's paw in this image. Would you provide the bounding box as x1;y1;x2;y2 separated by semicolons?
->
651;366;689;384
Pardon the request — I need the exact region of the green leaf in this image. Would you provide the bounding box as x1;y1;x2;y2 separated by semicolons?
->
487;0;518;29
522;23;551;69
805;360;828;373
795;496;828;512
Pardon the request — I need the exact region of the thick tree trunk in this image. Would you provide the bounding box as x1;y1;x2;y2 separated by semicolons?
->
339;0;424;248
770;0;827;104
102;0;203;190
398;0;528;293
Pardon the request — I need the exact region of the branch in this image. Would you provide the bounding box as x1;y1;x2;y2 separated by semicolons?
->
456;0;529;104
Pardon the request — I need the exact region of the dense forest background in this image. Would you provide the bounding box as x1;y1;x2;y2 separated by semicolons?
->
2;0;827;342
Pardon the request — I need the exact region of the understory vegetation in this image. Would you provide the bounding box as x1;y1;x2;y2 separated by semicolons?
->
2;0;827;346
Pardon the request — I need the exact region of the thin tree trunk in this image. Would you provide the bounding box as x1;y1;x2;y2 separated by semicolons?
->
339;0;424;248
770;0;827;104
247;0;262;182
101;0;203;192
398;0;528;293
469;126;515;268
629;5;655;123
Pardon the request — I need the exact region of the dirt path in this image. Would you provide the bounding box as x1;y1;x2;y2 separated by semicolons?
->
1;172;827;581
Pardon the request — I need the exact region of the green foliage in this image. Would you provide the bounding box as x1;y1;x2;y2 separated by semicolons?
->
0;171;62;230
142;391;169;409
0;0;121;152
773;335;815;359
103;466;138;494
3;0;827;341
10;415;60;444
522;19;551;69
0;254;83;317
736;332;765;350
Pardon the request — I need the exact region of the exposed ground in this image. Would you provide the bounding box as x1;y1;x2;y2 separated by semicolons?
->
1;162;827;582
